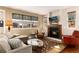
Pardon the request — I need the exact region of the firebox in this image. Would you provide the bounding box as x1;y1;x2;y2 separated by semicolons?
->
48;25;62;39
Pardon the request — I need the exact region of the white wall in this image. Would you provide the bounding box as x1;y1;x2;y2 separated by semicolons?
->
47;7;79;35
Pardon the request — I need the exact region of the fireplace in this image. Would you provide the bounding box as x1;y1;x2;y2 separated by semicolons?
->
48;24;62;39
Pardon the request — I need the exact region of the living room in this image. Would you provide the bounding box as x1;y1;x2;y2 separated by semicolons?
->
0;6;79;53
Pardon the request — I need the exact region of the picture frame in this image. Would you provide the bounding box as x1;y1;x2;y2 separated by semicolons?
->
49;16;59;24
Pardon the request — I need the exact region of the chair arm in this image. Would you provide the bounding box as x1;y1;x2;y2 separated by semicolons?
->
64;35;76;38
62;35;72;37
7;45;32;53
62;35;72;39
63;36;76;45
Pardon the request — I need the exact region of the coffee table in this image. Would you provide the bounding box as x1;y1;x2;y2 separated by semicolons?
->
27;38;43;46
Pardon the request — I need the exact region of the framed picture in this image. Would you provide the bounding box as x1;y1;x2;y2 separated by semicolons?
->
49;16;59;24
68;11;76;28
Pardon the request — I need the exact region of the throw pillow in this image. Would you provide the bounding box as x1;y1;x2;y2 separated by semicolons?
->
8;38;23;49
0;37;11;52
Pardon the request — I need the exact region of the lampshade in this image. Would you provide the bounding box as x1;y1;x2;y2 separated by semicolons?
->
5;19;13;26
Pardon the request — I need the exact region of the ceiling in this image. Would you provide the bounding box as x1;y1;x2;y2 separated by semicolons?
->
7;6;69;15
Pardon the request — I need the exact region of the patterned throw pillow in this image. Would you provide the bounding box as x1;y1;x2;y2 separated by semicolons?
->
8;39;23;49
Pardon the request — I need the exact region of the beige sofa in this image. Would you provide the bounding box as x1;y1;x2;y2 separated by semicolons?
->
7;45;32;53
0;34;32;53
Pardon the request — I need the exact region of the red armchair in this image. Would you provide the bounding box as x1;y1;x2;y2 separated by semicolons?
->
63;30;79;46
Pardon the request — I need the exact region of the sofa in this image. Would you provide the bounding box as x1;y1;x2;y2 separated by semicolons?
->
0;34;32;53
63;30;79;46
7;45;32;53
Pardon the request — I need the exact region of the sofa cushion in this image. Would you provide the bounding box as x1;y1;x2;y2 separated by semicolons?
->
0;44;6;53
0;37;11;52
8;38;23;49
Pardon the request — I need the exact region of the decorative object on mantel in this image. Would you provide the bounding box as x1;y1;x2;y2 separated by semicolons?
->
68;11;76;28
5;19;13;32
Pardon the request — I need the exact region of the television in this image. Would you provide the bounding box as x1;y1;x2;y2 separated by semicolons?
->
49;16;58;23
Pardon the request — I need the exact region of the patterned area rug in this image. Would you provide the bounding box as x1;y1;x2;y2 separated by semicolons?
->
33;37;66;53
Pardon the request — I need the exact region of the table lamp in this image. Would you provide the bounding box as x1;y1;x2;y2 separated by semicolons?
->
5;19;13;32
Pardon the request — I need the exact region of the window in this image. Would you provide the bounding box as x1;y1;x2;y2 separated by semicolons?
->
31;16;38;21
68;11;76;28
12;13;20;19
12;13;38;28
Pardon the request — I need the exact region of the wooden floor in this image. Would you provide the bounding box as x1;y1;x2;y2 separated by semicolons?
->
61;46;79;53
39;37;79;53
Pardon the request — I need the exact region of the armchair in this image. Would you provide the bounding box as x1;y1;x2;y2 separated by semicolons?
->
63;30;79;46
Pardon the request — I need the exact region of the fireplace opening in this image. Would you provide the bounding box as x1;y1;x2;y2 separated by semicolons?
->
48;25;62;39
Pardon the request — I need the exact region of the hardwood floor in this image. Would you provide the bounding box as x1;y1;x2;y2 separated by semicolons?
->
61;46;79;53
39;37;79;53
